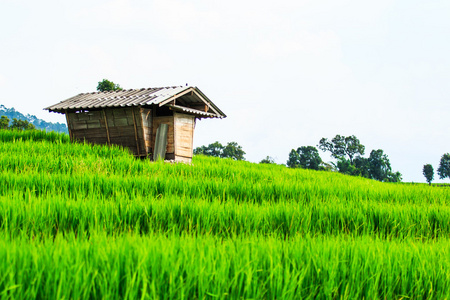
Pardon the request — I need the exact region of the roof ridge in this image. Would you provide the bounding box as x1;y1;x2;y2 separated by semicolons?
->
77;86;185;96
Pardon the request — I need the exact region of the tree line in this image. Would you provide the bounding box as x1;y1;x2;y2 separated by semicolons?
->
196;135;450;184
193;141;245;160
0;116;35;131
0;105;67;133
287;135;402;182
194;134;404;183
422;154;450;185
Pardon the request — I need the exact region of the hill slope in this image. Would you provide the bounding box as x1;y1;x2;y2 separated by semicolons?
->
0;130;449;299
0;104;67;133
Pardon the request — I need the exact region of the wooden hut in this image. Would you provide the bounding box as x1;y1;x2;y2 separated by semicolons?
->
45;86;226;163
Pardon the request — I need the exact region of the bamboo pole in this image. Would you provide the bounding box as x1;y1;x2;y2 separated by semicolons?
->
139;107;148;157
102;109;111;146
132;107;141;156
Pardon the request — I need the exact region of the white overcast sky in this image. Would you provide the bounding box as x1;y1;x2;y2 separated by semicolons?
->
1;0;449;182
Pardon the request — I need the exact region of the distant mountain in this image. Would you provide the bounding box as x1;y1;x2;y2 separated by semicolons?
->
0;104;68;133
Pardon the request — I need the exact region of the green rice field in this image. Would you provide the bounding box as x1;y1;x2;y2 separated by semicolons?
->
1;129;449;299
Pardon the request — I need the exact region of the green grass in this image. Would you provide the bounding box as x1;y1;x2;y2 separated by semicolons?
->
2;233;450;299
0;129;449;299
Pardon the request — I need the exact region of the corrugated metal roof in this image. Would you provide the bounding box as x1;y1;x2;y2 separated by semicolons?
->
45;86;226;118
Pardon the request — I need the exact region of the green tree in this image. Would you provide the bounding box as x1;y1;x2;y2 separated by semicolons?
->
288;146;324;170
423;164;434;185
335;156;370;177
287;149;301;168
194;141;245;160
0;115;9;129
193;145;207;155
97;79;123;92
260;156;275;164
194;141;223;157
222;142;245;160
10;118;35;130
334;158;355;175
388;171;402;183
368;149;402;182
319;135;401;182
368;149;392;181
437;153;450;180
353;156;370;178
318;135;365;164
287;146;323;170
297;146;323;170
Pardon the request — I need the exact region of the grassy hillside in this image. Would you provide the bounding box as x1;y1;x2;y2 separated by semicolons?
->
1;130;449;299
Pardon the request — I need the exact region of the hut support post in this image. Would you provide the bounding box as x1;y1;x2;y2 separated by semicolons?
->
132;108;141;156
102;109;111;146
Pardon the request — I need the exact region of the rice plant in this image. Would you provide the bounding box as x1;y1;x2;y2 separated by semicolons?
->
1;129;449;299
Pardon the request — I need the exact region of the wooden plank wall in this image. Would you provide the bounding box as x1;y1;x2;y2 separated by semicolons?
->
67;107;147;156
152;116;174;159
67;110;108;145
66;108;197;162
174;113;195;161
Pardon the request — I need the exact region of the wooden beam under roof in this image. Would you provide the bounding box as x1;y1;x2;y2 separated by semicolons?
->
167;104;220;118
158;87;195;107
191;89;221;116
